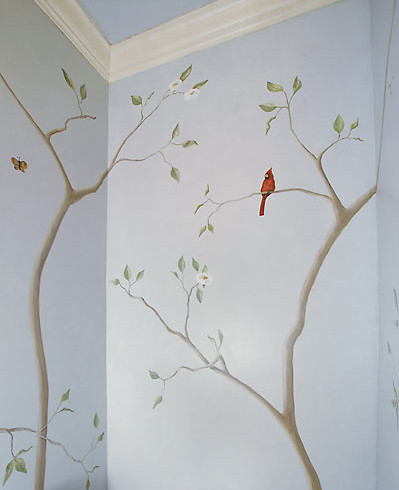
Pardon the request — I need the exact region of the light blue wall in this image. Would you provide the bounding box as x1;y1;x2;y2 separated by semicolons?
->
373;1;399;489
0;1;108;489
107;1;379;489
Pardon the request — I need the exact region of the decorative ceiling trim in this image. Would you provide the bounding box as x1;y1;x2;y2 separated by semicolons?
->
109;0;341;82
34;0;110;80
35;0;341;83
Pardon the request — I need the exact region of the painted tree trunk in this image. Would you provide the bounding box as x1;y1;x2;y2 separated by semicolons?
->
30;197;71;490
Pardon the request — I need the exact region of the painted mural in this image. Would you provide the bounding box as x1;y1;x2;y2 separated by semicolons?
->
0;0;396;489
0;64;206;490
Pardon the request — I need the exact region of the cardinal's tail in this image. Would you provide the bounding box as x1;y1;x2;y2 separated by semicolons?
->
259;195;267;216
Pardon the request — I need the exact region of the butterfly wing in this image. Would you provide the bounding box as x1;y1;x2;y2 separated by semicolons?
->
11;157;19;170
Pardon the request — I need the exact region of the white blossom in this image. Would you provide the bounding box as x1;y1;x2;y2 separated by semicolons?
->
168;79;182;92
183;88;200;101
196;272;213;286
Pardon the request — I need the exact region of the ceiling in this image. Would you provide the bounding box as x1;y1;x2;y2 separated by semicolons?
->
78;0;214;44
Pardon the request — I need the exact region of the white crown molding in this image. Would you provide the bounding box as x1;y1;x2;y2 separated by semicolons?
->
35;0;341;83
109;0;341;82
34;0;110;80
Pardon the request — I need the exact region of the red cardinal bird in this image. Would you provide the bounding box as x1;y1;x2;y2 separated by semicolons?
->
259;167;275;216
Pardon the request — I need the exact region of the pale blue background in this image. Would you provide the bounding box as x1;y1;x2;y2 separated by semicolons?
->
0;0;108;488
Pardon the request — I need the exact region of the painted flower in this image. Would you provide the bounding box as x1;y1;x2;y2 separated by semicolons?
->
183;88;200;101
168;79;182;92
196;272;213;286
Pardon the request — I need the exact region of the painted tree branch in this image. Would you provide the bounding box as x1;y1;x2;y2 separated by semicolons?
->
0;426;102;487
196;188;331;225
0;64;203;490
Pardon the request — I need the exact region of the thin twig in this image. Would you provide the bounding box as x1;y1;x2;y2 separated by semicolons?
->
376;0;397;187
46;115;96;140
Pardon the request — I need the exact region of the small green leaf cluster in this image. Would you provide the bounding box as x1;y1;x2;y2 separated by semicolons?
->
3;446;33;486
61;68;88;104
85;413;104;490
58;388;74;414
332;114;362;140
194;185;214;237
208;329;224;349
179;65;208;92
259;76;302;135
111;265;145;288
166;122;199;183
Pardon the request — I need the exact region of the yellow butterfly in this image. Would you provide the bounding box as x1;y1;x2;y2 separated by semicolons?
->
11;157;28;173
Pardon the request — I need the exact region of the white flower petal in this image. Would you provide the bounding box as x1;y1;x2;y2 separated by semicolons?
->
183;88;200;101
196;272;213;285
168;79;182;92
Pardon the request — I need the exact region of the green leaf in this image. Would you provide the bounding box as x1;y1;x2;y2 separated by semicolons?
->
88;466;100;474
149;370;160;380
199;225;207;237
131;95;142;106
111;279;120;286
192;80;208;89
333;114;344;135
136;270;145;281
178;256;186;272
208;223;214;233
292;76;302;95
350;117;359;130
170;167;180;183
182;140;198;148
205;184;210;196
97;432;104;443
60;389;70;403
180;65;192;81
267;81;283;92
80;84;87;101
153;395;163;409
202;265;208;273
259;103;277;113
196;288;203;303
194;203;204;214
86;478;90;490
192;258;199;271
171;271;179;279
61;68;75;91
124;265;132;281
16;447;33;458
3;460;15;485
265;116;277;135
93;412;99;429
59;407;74;413
172;123;180;140
146;91;155;102
267;82;284;92
218;329;224;345
353;137;364;142
14;459;27;474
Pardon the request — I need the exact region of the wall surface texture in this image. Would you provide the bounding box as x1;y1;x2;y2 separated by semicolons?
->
0;0;108;489
106;1;379;489
373;0;399;489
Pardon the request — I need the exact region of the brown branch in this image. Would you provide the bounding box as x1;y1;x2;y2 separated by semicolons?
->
198;187;331;223
120;283;284;425
283;92;345;214
0;72;73;192
46;115;96;140
0;427;100;483
283;183;376;420
72;92;175;201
